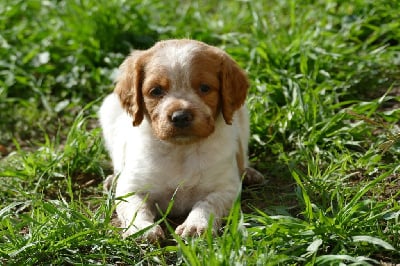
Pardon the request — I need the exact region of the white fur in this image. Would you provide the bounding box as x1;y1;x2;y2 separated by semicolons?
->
100;93;248;239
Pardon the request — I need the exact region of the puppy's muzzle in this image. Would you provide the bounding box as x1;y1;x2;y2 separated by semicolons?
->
170;109;193;128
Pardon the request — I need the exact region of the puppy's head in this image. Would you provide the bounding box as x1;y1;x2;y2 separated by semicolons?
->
114;39;248;144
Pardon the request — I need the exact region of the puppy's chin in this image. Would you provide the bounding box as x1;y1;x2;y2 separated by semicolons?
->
156;131;214;145
167;136;203;145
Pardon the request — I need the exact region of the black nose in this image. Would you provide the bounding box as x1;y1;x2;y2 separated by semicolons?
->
170;110;193;128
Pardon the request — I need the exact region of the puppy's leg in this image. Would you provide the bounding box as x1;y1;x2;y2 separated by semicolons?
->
236;142;264;185
117;194;165;241
243;167;264;185
175;187;239;237
235;107;264;185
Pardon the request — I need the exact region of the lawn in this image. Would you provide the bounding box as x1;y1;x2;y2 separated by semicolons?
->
1;0;399;264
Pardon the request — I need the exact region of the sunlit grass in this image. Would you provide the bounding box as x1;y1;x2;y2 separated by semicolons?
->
1;0;399;264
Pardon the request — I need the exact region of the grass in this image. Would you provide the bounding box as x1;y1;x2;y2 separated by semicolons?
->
1;0;399;264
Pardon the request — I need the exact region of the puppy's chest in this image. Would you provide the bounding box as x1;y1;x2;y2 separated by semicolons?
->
125;124;236;191
151;148;214;189
129;140;230;187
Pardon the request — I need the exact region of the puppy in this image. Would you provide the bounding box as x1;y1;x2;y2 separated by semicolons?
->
99;39;263;241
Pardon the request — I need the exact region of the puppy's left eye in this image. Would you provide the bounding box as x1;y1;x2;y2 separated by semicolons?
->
199;84;211;93
150;86;165;97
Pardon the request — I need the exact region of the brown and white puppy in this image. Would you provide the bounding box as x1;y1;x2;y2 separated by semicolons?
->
99;39;263;241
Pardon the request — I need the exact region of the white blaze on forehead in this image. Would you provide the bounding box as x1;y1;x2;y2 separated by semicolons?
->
154;42;202;91
158;42;201;68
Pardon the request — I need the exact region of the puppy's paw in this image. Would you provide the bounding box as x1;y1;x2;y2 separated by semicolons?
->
143;225;165;242
243;167;264;185
175;219;210;237
122;224;165;242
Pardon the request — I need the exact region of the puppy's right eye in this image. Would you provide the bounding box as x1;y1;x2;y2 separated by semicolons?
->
149;86;165;97
199;84;211;94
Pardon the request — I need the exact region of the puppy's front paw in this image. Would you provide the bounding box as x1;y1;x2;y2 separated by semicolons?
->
243;167;264;185
122;224;165;242
175;219;210;237
143;225;165;242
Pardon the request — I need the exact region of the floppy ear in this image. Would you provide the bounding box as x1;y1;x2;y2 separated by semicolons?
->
114;51;146;126
220;54;249;125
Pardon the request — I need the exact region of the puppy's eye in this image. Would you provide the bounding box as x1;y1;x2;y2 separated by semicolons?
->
199;84;211;94
149;86;165;97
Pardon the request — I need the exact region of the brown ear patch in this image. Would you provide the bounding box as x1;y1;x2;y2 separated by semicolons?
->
114;50;148;126
220;54;249;125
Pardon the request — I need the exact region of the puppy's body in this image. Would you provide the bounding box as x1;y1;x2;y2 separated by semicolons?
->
99;39;261;240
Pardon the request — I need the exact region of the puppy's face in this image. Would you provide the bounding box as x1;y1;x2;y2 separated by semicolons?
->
115;40;248;144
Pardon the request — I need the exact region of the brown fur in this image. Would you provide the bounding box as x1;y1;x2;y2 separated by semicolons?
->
114;50;147;126
114;40;248;129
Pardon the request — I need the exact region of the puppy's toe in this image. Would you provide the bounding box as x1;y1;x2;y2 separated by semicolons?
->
175;223;186;236
175;221;209;237
122;224;165;242
243;167;264;185
143;225;165;242
121;227;135;239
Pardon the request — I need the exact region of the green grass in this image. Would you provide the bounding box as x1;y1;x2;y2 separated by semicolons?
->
1;0;399;264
